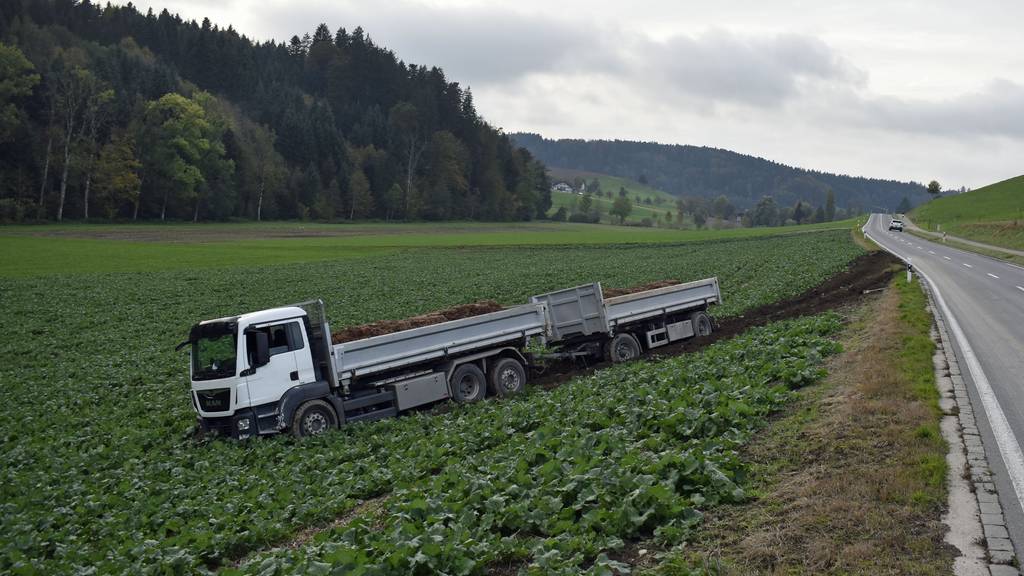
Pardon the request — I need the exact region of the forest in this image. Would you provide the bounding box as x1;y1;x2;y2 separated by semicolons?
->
513;133;927;213
0;0;551;222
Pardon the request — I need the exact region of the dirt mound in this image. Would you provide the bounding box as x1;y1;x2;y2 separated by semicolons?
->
332;301;505;344
603;280;680;298
706;250;901;344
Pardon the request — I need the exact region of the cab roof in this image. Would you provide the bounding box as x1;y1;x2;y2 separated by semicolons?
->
236;306;307;327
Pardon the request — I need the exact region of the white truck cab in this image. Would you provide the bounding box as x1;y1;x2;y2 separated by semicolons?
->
184;305;329;439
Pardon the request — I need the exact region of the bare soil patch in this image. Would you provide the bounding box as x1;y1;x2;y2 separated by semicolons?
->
332;301;505;344
603;280;680;298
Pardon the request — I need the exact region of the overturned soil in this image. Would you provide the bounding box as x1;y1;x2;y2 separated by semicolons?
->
603;280;680;298
332;301;505;344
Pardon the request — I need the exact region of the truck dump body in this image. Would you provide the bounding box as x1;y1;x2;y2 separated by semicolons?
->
531;277;720;341
333;303;548;381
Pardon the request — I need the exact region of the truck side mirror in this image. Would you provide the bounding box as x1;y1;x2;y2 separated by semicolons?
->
253;332;270;367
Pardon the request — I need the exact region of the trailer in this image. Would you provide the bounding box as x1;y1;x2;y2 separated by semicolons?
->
182;277;720;439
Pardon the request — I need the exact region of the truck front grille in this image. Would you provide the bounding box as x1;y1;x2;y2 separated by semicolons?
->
196;388;231;412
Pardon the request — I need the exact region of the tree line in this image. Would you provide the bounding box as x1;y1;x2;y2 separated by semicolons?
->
552;185;848;229
0;1;551;222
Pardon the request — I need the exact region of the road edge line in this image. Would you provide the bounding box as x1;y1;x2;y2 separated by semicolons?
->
865;222;1024;511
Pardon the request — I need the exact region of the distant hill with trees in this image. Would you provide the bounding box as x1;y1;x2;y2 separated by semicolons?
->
512;133;928;214
0;1;550;223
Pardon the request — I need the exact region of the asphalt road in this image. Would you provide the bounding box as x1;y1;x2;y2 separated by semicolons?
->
865;214;1024;555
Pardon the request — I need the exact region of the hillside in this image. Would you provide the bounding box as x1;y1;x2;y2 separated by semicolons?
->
547;167;682;224
0;2;549;223
911;175;1024;250
512;133;928;213
547;167;677;204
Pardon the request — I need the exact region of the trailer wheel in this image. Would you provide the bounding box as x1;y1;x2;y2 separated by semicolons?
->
450;364;487;403
605;333;641;363
488;357;526;397
689;311;713;337
292;399;337;438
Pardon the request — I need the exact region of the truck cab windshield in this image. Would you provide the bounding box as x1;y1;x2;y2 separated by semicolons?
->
192;331;237;381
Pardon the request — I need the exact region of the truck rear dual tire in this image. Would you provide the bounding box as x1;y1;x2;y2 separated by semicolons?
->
292;399;338;438
605;333;641;363
450;364;487;403
488;357;526;397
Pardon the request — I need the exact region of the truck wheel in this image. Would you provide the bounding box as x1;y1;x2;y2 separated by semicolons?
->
605;333;641;363
689;311;713;337
450;364;487;403
488;357;526;397
292;399;337;438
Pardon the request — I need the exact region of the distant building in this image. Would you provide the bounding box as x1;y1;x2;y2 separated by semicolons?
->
551;182;574;193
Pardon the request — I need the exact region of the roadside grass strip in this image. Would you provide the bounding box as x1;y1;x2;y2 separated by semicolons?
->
650;278;953;575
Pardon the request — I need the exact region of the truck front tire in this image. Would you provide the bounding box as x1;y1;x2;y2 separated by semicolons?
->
292;399;338;438
488;357;526;397
450;364;487;403
605;333;641;363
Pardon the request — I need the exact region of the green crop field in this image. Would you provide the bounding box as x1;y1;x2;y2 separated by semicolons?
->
0;219;855;277
911;175;1024;250
0;225;863;574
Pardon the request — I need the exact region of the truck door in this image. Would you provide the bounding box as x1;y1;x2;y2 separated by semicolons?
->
243;321;303;408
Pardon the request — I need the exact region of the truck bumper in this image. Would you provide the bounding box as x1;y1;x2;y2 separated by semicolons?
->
199;408;258;439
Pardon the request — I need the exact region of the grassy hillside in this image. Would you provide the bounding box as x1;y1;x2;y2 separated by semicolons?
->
548;167;678;204
549;190;677;224
911;175;1024;250
547;167;684;224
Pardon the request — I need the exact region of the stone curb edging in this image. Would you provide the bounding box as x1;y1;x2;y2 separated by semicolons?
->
920;277;1022;576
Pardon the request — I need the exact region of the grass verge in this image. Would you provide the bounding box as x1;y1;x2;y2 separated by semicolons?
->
646;276;954;575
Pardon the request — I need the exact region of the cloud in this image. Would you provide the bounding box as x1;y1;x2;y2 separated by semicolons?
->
628;30;865;108
846;78;1024;138
260;1;614;85
258;1;860;109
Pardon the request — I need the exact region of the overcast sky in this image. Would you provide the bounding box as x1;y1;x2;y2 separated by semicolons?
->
125;0;1024;189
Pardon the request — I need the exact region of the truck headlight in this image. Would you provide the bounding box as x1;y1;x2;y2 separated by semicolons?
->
237;418;251;431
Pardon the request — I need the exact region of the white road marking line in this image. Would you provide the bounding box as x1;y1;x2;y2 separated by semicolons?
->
963;263;973;268
1017;286;1024;293
931;278;1024;525
945;256;952;260
988;273;1000;279
862;224;1024;520
929;251;936;255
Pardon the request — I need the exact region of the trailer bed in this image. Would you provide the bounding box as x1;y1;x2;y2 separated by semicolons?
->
333;303;547;381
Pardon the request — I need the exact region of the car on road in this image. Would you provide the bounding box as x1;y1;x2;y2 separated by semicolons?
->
889;219;904;231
